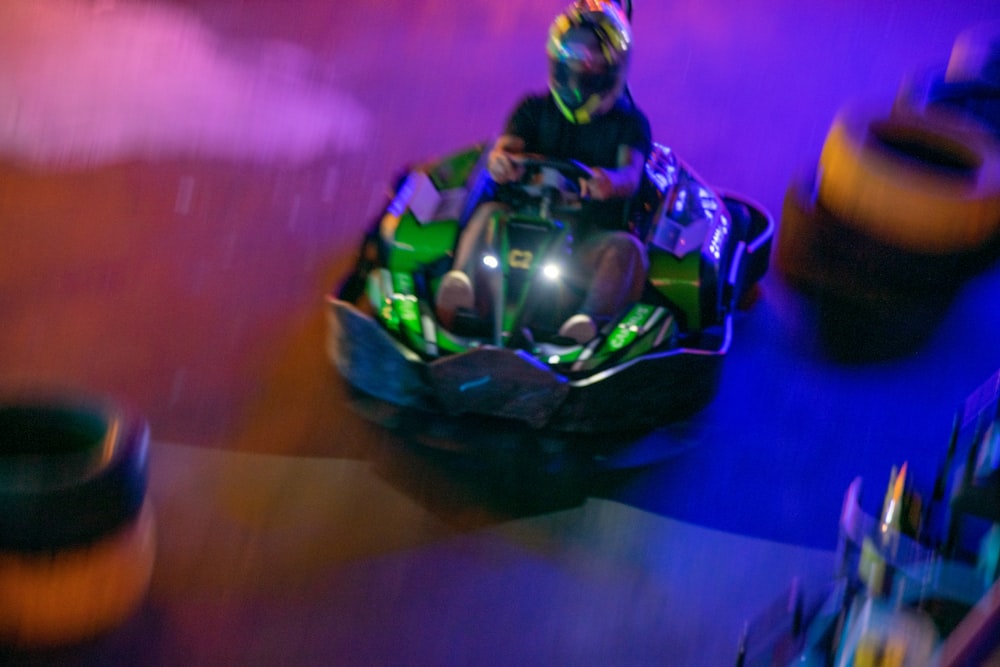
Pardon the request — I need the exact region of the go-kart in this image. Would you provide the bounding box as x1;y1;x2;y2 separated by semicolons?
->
736;367;1000;666
326;142;773;432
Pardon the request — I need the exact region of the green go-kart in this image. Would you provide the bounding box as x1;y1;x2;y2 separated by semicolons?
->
326;142;773;432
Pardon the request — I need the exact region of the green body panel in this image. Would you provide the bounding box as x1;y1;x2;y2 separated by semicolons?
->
582;303;677;370
380;146;487;274
366;271;396;333
388;271;470;356
432;329;475;355
381;212;458;274
604;303;658;353
648;247;703;329
423;145;485;189
391;272;424;351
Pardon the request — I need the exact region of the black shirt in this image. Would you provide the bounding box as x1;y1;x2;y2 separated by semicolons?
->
503;93;652;231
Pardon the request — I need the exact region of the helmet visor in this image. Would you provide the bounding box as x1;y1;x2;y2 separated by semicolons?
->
549;59;619;109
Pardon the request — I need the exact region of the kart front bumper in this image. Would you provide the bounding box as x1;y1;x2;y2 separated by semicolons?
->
326;297;727;432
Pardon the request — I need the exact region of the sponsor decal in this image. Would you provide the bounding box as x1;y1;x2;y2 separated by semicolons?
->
607;304;654;351
509;249;533;269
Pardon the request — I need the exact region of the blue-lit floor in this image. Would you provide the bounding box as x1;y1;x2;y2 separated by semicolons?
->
2;0;999;664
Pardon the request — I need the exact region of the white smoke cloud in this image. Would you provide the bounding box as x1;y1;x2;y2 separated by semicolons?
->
0;0;370;168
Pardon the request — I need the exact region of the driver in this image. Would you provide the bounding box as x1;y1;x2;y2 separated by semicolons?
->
435;0;652;343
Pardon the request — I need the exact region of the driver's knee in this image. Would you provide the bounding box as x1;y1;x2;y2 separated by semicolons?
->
594;232;648;277
579;231;648;312
614;232;648;269
614;234;648;302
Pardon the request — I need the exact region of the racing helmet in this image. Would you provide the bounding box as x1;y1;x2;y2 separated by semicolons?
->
547;0;632;124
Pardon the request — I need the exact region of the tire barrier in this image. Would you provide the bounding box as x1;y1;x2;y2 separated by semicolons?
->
0;396;156;649
817;102;1000;253
778;170;960;361
779;169;998;295
777;23;1000;359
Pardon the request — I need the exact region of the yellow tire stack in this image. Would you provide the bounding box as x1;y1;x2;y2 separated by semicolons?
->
0;396;155;649
776;23;1000;360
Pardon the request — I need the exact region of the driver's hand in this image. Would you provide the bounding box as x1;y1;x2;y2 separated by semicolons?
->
579;168;614;200
487;149;524;183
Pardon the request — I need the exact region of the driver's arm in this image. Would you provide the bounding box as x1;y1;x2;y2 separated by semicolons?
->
580;145;645;201
487;134;526;183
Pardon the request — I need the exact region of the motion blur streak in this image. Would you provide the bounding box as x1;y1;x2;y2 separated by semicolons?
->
0;0;370;169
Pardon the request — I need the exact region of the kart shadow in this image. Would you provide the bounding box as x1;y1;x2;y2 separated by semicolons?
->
349;389;698;525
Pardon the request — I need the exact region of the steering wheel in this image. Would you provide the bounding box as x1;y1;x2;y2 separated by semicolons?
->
514;155;594;191
498;155;595;215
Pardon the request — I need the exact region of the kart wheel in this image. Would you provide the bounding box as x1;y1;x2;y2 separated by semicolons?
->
0;397;155;648
718;199;753;313
719;195;772;311
817;101;1000;253
719;192;775;297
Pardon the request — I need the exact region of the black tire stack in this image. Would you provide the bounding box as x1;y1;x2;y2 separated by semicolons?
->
776;23;1000;361
0;394;156;649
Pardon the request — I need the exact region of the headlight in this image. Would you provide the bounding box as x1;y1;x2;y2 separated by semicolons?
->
542;262;561;281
